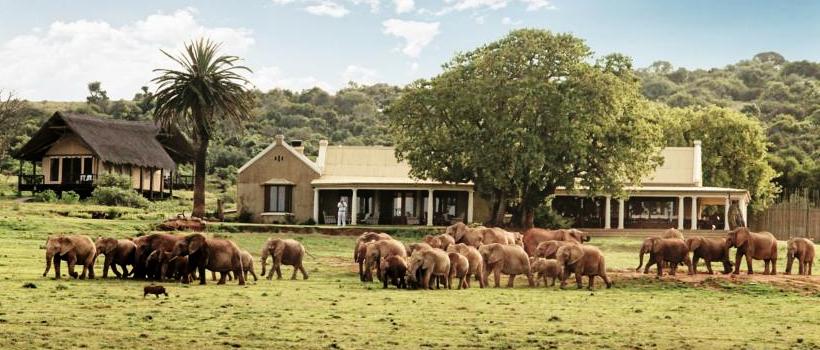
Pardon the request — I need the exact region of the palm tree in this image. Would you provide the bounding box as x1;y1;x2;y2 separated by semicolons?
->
153;39;254;217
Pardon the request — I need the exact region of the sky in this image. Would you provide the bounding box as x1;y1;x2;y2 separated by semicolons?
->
1;0;819;100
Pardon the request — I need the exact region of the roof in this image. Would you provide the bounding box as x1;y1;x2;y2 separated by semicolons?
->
263;177;295;185
14;112;193;170
237;135;321;174
556;185;750;201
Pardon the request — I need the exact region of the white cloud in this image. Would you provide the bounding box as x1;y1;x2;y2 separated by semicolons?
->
341;65;379;84
473;15;486;24
520;0;554;11
393;0;414;13
409;62;419;71
382;19;440;58
437;0;552;14
0;8;254;100
501;17;522;26
305;1;350;17
253;66;334;92
352;0;381;13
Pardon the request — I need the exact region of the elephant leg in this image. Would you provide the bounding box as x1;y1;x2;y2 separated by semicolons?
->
53;257;61;279
733;251;743;275
770;257;777;275
217;272;227;285
670;262;677;276
43;254;53;278
493;267;501;288
67;255;79;279
111;263;123;278
587;275;594;291
704;259;714;275
299;264;309;280
383;274;389;289
763;260;770;275
692;254;700;274
291;266;299;280
745;253;754;275
656;258;664;278
265;265;275;280
527;271;534;287
276;265;283;280
601;272;612;289
198;265;206;285
422;270;433;290
574;272;583;289
102;256;111;278
251;269;258;281
506;274;516;288
685;256;693;275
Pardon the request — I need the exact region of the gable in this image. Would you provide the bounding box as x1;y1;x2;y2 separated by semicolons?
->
238;142;321;186
44;134;93;156
642;147;696;185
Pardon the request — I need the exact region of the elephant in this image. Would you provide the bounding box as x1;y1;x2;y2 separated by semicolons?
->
240;250;258;282
94;237;136;278
647;238;693;277
448;252;470;289
407;242;434;255
726;227;778;275
556;244;611;290
478;243;534;288
379;255;407;289
534;240;577;259
363;239;407;282
354;232;393;279
522;228;589;256
445;222;509;248
424;234;456;251
131;233;182;279
785;237;815;275
446;243;485;288
661;228;685;240
43;235;97;279
171;233;246;285
406;249;450;290
685;236;732;274
261;238;308;280
145;249;166;280
166;255;193;283
529;257;562;287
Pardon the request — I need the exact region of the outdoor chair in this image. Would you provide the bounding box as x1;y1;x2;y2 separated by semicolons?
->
323;211;336;225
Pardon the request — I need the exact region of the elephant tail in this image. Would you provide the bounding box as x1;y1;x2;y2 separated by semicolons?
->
304;249;317;259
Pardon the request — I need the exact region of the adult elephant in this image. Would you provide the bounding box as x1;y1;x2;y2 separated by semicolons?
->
555;244;611;290
646;238;693;277
535;240;577;259
685;236;732;274
726;227;778;275
353;232;393;279
478;243;534;288
522;228;589;256
363;240;407;282
131;233;182;279
43;235;97;279
406;249;450;290
94;237;136;278
172;233;245;285
445;222;508;248
261;238;308;280
785;237;815;276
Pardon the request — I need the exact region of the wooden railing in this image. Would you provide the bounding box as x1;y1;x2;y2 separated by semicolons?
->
19;175;44;185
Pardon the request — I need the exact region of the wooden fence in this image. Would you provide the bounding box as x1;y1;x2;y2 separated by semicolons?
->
749;190;820;240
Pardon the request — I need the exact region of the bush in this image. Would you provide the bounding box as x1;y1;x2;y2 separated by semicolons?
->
533;198;573;229
237;209;254;223
32;190;58;203
60;191;81;204
95;173;132;190
301;218;317;225
91;187;149;209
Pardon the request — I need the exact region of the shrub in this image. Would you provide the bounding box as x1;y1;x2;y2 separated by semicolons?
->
32;190;58;203
60;191;81;204
91;187;149;209
95;173;132;190
533;198;573;229
237;209;254;223
301;218;317;225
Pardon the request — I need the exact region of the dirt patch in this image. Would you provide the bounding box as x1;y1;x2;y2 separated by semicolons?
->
611;269;820;295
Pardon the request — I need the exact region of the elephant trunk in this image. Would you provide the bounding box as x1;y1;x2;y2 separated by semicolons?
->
785;251;795;274
636;247;646;272
583;235;591;243
43;250;53;277
260;249;269;276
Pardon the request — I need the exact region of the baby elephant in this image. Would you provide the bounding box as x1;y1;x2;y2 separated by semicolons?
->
786;237;815;275
379;255;407;289
685;236;732;274
448;252;470;290
261;238;309;280
143;285;168;298
530;257;562;287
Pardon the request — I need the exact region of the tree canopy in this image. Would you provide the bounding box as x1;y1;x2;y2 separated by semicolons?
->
388;29;666;227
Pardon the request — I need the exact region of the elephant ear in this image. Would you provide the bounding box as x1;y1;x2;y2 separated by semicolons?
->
488;246;505;265
648;237;662;253
58;237;74;255
566;245;584;265
542;243;559;258
687;237;702;252
734;228;749;247
273;240;286;258
189;235;207;255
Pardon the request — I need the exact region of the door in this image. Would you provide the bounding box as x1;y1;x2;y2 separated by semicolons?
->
60;158;81;184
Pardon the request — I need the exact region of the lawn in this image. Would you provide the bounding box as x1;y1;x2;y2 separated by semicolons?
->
0;197;818;349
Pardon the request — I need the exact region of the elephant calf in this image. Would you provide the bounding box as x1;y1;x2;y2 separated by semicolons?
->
95;237;136;279
379;255;407;289
406;249;450;290
261;238;308;280
529;257;562;287
446;243;484;288
685;236;732;274
556;244;611;290
448;252;470;290
786;237;815;276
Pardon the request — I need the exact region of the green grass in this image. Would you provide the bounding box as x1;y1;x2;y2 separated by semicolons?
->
1;198;819;349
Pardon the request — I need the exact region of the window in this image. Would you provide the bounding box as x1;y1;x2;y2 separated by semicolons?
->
49;158;60;182
265;185;293;212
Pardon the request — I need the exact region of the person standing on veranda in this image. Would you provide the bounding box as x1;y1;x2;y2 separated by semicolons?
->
337;198;347;227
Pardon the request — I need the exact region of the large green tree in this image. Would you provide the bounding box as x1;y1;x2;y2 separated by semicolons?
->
388;29;665;228
153;39;255;217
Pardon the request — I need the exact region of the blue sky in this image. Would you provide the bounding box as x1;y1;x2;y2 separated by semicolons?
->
1;0;819;100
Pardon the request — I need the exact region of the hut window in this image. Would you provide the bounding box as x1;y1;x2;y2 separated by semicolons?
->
49;158;60;182
264;185;292;213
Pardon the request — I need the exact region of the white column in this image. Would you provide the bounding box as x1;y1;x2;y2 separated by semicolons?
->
604;196;612;229
723;196;730;231
739;197;748;227
466;190;474;224
351;188;358;226
617;199;625;229
690;196;698;230
677;196;685;230
426;189;434;226
312;188;319;224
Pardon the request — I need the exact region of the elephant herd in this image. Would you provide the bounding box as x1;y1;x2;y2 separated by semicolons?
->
42;233;310;285
356;222;612;291
636;227;815;277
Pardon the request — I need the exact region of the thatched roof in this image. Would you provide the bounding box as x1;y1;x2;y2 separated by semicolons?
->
14;112;193;170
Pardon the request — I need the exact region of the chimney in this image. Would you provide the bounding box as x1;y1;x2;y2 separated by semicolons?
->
274;134;285;145
316;139;329;170
693;140;703;187
290;140;304;155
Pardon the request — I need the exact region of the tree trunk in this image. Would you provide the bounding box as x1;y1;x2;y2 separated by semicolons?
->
493;190;507;227
521;206;534;229
192;136;209;218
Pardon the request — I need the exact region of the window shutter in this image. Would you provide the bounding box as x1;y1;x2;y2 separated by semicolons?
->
264;186;271;212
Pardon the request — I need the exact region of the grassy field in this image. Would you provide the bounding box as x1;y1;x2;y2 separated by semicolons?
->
1;196;819;349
